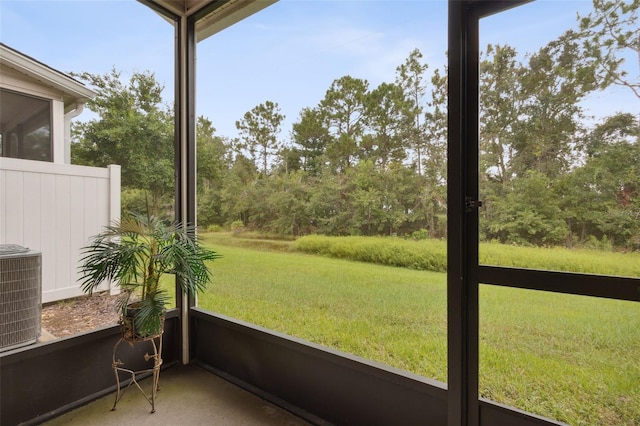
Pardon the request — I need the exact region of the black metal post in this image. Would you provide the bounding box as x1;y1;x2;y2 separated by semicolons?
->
174;12;197;364
447;2;479;425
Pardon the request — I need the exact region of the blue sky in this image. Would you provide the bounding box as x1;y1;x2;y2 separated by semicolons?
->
1;0;636;139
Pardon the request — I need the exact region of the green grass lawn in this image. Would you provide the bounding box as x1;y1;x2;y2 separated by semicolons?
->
198;240;448;379
479;286;640;425
198;234;640;426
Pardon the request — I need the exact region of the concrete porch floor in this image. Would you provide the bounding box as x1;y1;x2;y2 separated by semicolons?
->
43;365;313;426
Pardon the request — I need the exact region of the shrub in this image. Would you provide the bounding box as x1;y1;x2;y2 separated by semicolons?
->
230;220;245;234
295;235;447;272
295;235;640;277
411;229;429;241
206;224;222;233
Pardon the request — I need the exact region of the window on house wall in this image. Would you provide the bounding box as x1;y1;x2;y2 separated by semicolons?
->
195;1;449;385
0;88;52;162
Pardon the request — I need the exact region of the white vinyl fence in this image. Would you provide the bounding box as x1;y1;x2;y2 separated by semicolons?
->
0;158;120;303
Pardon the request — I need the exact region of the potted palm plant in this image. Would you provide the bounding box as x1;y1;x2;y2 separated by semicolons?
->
79;213;220;339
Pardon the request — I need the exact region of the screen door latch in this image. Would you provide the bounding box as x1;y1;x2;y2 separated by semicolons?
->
465;197;483;212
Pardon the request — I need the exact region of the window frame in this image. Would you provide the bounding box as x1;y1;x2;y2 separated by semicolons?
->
0;88;53;162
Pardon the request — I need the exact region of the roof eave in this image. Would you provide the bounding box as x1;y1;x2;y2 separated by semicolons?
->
0;43;97;103
144;0;278;42
195;0;278;42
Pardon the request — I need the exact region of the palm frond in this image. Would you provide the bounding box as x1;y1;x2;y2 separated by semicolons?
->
79;211;221;336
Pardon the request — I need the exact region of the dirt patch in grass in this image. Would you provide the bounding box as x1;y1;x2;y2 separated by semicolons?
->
41;292;125;338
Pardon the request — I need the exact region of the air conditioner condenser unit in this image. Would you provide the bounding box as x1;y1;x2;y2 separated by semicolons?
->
0;244;42;352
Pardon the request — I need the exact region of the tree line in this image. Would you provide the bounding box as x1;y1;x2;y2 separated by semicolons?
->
72;0;639;250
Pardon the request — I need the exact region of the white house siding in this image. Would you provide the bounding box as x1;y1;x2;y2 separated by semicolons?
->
51;100;65;164
0;158;120;303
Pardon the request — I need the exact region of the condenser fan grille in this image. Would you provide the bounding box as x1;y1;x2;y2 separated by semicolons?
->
0;246;42;352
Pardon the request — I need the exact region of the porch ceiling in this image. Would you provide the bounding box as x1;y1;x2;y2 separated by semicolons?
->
147;0;278;41
149;0;228;17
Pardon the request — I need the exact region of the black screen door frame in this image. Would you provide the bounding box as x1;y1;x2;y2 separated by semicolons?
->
447;1;639;425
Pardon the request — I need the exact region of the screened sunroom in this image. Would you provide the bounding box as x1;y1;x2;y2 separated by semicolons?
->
1;1;638;425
